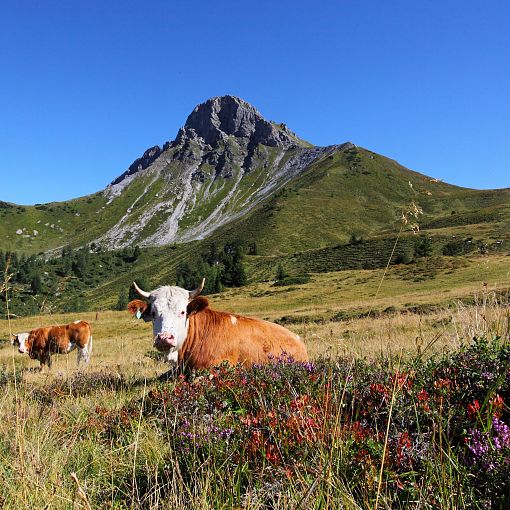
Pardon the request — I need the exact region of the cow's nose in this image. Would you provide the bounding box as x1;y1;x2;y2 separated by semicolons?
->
157;332;174;341
153;332;176;352
18;347;24;354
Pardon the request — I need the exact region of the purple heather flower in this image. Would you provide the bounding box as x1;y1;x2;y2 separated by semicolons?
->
467;429;490;459
301;361;315;373
492;417;510;447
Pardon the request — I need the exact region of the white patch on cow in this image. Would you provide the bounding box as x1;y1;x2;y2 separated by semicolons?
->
73;320;81;324
77;345;90;365
165;350;178;363
66;341;76;353
295;334;300;340
230;315;238;325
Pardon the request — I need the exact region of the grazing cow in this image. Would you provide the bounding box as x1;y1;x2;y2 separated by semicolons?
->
18;321;93;369
127;279;308;371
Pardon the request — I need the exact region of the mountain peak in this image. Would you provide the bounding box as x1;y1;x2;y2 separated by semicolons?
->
181;95;298;148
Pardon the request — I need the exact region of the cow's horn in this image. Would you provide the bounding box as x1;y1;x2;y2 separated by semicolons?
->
133;281;151;298
189;278;205;300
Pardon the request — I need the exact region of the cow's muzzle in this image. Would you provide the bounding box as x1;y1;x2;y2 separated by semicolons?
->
154;333;176;352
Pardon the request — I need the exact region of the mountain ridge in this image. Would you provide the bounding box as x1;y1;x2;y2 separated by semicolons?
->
0;96;508;257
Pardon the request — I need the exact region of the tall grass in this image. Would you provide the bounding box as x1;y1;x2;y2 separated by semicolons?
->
0;291;508;508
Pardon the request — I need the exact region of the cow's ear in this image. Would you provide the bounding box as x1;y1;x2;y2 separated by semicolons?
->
187;296;209;316
127;300;148;319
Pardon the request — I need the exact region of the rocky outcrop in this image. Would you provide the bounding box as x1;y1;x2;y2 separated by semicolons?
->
181;95;298;149
107;96;305;193
110;145;163;186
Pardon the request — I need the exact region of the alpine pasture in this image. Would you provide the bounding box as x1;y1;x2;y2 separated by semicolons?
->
1;256;509;508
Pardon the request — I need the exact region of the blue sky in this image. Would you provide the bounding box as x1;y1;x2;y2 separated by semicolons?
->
1;0;509;204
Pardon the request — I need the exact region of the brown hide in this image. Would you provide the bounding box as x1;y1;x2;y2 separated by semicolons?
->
27;321;91;366
180;298;308;370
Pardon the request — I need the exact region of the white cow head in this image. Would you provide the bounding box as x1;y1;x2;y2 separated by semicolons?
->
128;279;205;352
12;332;29;353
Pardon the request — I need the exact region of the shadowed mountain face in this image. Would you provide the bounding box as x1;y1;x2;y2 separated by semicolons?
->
0;95;508;256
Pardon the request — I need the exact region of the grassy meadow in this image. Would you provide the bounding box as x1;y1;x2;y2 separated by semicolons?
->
0;253;509;509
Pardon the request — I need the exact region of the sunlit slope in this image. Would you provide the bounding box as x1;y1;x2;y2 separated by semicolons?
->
212;146;510;255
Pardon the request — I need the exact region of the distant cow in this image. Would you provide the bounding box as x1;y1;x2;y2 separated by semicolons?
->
18;321;93;369
127;279;308;371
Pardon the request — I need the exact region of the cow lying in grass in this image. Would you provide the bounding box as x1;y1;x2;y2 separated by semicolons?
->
16;321;92;369
128;279;308;372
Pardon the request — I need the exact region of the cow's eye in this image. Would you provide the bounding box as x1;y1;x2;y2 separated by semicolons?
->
180;310;186;316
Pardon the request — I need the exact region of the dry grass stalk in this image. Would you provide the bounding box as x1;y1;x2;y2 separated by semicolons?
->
374;353;403;510
369;196;424;318
70;472;92;510
3;256;28;507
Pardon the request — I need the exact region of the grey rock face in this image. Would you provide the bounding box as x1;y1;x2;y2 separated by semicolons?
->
182;95;297;149
110;145;162;186
109;96;303;190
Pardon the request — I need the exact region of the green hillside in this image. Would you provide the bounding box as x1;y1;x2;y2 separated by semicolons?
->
211;146;510;255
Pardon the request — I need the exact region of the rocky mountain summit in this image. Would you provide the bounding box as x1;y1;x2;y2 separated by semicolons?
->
181;95;298;148
109;96;305;190
99;96;352;249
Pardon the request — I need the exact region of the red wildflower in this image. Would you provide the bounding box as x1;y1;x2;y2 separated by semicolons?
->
392;372;412;391
416;389;430;412
351;421;369;441
370;383;388;399
265;444;279;464
490;394;505;418
434;377;452;390
467;399;481;420
396;431;412;466
417;389;429;402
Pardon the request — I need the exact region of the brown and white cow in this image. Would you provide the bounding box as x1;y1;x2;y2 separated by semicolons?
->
127;279;308;371
18;320;92;368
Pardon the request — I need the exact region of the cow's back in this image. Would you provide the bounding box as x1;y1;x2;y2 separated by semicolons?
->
181;308;308;369
237;316;308;363
46;321;91;353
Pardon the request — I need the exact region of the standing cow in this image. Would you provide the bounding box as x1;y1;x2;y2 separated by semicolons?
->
17;320;93;369
127;279;308;371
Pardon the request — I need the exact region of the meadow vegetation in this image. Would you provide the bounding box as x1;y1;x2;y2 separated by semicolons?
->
0;274;509;508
